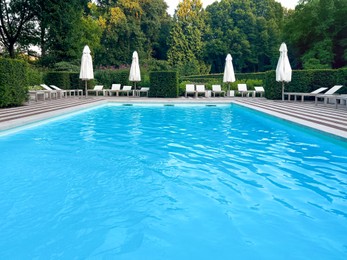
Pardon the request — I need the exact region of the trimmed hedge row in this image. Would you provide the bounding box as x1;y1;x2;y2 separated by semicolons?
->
181;68;347;99
0;58;28;107
181;72;267;83
94;69;130;89
264;68;347;99
43;72;86;90
149;71;178;97
44;72;70;89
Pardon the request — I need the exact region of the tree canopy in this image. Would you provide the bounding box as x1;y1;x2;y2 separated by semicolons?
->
0;0;346;73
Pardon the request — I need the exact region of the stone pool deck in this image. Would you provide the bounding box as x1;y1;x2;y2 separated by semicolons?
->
0;96;346;139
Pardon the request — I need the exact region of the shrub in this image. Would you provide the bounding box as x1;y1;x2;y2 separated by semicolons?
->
181;68;347;100
263;68;347;99
44;72;71;89
53;61;80;72
0;58;28;107
149;71;178;97
27;65;43;86
94;69;130;89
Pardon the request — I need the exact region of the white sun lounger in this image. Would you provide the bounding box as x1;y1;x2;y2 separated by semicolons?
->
49;85;68;98
196;85;206;97
237;84;253;97
106;84;121;96
254;86;265;97
40;84;59;99
119;85;133;96
284;87;328;102
136;87;149;97
185;84;196;98
211;85;225;97
87;85;104;96
315;85;344;106
50;85;82;97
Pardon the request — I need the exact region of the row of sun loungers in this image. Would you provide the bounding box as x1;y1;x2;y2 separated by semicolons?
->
87;84;149;97
284;85;347;109
185;84;265;98
29;84;150;101
29;84;83;101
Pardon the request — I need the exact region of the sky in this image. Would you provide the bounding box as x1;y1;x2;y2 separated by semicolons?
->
165;0;299;15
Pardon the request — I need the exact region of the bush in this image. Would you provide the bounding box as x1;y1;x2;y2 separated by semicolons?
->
149;71;178;97
263;68;347;99
94;69;130;89
69;73;88;90
27;65;43;86
181;68;347;99
44;72;71;89
0;58;28;107
52;61;80;72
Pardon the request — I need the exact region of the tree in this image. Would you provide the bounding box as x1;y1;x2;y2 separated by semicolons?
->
167;0;207;75
0;0;37;58
284;0;347;69
204;0;283;73
35;0;90;66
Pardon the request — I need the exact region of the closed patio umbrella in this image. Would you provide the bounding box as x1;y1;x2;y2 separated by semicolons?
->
223;54;236;96
79;45;94;97
129;51;141;90
276;42;292;101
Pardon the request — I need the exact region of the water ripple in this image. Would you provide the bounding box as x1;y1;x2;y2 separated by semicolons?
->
0;105;346;259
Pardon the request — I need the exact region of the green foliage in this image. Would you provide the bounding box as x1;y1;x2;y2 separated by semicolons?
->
94;69;131;89
0;58;28;107
52;61;80;72
0;0;36;58
204;0;283;73
37;0;89;66
143;59;172;72
284;0;347;69
69;73;85;90
181;72;266;84
95;0;170;66
264;68;347;99
149;71;178;97
26;65;43;86
167;0;207;75
44;72;71;89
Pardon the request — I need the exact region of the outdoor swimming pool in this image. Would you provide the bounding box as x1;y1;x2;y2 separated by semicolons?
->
0;103;346;259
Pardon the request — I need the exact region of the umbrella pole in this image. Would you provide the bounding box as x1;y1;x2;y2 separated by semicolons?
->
228;83;230;96
85;80;88;98
282;81;284;101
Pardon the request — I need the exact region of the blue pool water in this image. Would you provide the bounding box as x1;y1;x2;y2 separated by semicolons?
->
0;104;346;259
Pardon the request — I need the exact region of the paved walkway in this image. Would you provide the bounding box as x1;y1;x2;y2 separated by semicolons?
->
0;96;346;139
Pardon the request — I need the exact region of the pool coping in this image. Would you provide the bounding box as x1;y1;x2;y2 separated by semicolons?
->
1;98;346;140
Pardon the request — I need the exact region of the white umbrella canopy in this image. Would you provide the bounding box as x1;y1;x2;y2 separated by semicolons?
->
276;42;292;100
223;54;236;96
79;45;94;96
129;51;141;89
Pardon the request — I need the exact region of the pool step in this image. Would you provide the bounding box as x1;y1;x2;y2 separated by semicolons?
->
234;99;347;132
0;98;103;123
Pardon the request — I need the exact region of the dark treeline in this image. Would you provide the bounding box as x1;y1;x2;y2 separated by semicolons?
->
0;0;346;75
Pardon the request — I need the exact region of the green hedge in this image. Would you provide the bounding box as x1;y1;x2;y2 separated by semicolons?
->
264;68;347;99
43;71;87;90
181;72;267;83
149;71;178;98
0;58;28;107
69;73;90;90
181;68;347;99
44;72;70;89
27;66;43;86
94;69;130;89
